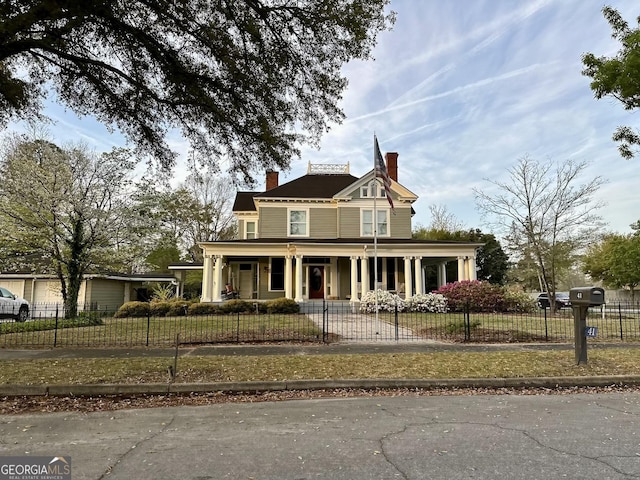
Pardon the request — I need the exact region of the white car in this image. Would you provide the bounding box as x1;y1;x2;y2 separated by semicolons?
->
0;287;30;322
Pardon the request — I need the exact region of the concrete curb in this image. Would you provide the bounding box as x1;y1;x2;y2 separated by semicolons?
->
2;376;640;398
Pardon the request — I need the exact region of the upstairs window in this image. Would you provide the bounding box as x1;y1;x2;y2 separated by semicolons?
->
362;209;388;237
289;209;307;236
246;221;256;239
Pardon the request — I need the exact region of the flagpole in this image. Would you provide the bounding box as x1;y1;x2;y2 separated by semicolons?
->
373;134;379;336
372;134;395;339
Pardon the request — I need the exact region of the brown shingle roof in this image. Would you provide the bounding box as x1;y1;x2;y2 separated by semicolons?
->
232;191;258;212
255;174;358;199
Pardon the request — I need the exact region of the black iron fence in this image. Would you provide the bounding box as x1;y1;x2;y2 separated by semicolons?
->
1;301;639;348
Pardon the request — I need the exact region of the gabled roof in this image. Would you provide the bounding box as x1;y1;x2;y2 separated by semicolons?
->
255;174;358;199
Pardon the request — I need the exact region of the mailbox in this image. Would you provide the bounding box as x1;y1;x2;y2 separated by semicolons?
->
569;287;605;306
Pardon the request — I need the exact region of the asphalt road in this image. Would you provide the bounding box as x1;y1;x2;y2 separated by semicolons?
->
1;392;639;479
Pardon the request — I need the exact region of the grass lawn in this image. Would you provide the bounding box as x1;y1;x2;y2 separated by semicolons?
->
1;348;640;386
2;307;639;348
0;313;323;348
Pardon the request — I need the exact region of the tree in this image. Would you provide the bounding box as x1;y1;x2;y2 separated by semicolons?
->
0;135;136;317
474;156;605;313
1;0;394;183
181;167;237;261
582;6;640;160
134;168;237;263
412;226;509;285
427;204;465;232
583;233;640;301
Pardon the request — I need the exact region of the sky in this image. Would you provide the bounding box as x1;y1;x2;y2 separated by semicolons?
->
11;0;640;235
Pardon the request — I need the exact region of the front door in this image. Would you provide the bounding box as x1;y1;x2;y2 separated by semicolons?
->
309;266;324;299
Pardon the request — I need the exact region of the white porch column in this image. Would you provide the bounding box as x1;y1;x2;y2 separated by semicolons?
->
438;262;447;288
350;256;359;301
457;256;466;281
414;257;423;295
295;255;303;302
212;256;223;302
467;256;477;281
285;255;293;299
360;256;368;299
201;255;213;302
404;256;413;298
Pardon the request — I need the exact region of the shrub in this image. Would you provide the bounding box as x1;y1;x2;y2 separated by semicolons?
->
0;316;106;334
150;283;176;301
114;301;150;318
149;301;171;317
435;280;505;312
75;311;106;326
360;289;406;313
166;300;192;316
187;302;222;315
405;293;448;313
265;298;300;313
220;299;254;313
148;299;193;316
503;288;537;313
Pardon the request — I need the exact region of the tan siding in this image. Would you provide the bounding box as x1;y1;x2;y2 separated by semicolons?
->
24;281;33;302
309;208;337;238
258;206;287;238
86;279;125;309
337;258;351;299
390;208;412;239
238;219;245;239
339;207;361;238
257;260;284;299
0;280;26;298
33;280;63;304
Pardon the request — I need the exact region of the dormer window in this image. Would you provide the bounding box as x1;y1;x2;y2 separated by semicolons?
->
361;181;386;199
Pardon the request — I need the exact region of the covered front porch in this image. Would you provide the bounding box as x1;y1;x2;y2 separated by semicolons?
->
197;239;480;303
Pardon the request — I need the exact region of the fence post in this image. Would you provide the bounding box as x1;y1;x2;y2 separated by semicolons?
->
395;303;399;341
618;303;624;341
322;299;328;343
54;305;59;348
544;307;549;342
146;307;151;347
464;303;471;342
236;311;240;343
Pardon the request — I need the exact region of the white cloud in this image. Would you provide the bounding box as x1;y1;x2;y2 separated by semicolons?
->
7;0;639;235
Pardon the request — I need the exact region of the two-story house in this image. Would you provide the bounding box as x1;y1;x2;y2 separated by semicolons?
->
197;151;481;303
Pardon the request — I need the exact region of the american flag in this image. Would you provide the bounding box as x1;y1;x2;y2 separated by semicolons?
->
374;136;395;212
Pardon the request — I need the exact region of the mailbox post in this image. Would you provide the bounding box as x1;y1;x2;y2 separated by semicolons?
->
569;287;605;365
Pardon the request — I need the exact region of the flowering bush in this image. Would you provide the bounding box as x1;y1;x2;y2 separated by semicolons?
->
405;293;448;313
359;289;406;313
503;287;537;313
360;291;449;313
435;280;505;312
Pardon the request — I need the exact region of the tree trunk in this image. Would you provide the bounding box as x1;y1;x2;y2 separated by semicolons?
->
64;219;85;319
64;282;81;319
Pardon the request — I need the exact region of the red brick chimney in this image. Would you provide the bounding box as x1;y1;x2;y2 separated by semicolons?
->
385;152;398;182
266;170;279;191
